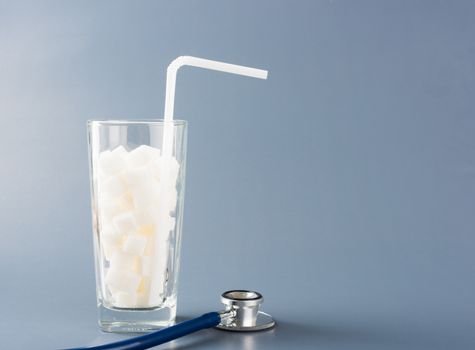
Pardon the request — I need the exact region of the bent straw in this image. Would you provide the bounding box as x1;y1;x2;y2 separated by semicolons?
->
148;56;268;304
162;56;268;157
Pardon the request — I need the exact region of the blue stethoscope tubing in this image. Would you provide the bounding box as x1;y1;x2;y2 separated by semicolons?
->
64;312;221;350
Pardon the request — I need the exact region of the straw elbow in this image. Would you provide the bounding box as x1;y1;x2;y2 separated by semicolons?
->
167;56;192;74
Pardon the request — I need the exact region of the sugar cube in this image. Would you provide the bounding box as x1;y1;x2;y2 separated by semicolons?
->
99;146;128;178
105;267;141;294
112;212;137;234
134;207;159;226
140;256;152;276
109;251;138;272
168;188;178;212
155;215;175;236
147;236;169;305
156;156;180;185
123;235;148;255
136;277;152;308
99;175;126;199
113;291;137;308
127;145;160;168
123;164;156;191
132;185;161;211
101;225;124;261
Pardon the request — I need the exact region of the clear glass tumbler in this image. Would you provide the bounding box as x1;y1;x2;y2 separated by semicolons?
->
87;119;187;333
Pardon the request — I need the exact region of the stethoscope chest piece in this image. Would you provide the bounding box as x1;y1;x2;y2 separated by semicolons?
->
216;290;275;332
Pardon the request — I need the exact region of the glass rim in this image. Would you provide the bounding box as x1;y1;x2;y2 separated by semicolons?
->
87;118;187;126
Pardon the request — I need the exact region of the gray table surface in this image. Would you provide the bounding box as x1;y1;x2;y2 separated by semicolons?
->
1;1;474;349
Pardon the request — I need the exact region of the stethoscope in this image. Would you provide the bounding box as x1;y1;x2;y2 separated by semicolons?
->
66;290;274;350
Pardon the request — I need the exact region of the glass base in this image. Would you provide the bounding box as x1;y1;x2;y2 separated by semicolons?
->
98;300;177;333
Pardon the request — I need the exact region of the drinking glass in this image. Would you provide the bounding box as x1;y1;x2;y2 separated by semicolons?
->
87;119;187;332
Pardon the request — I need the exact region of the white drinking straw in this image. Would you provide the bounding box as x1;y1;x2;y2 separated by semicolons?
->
149;56;268;304
162;55;268;157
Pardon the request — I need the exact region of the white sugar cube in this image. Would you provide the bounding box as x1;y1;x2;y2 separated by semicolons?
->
128;145;160;168
101;223;116;237
123;273;141;294
113;145;128;157
112;212;137;234
109;251;137;272
104;267;122;289
105;267;141;294
147;146;161;160
124;164;157;192
155;215;175;236
137;225;155;237
137;276;151;293
101;225;123;261
136;294;149;308
167;188;178;212
102;245;117;262
132;185;161;211
134;207;159;226
147;236;169;305
136;277;152;308
113;291;137;308
123;235;148;255
102;241;119;262
166;216;176;232
149;158;162;180
140;256;152;276
116;193;134;212
99;146;128;178
148;292;164;308
168;157;180;183
143;234;155;256
99;175;126;199
155;236;169;270
157;157;180;185
99;194;134;225
98;197;117;221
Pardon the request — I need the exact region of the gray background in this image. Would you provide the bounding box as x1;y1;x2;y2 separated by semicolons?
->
0;1;474;349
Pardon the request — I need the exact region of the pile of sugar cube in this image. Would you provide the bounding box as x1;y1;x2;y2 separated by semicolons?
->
97;145;180;308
